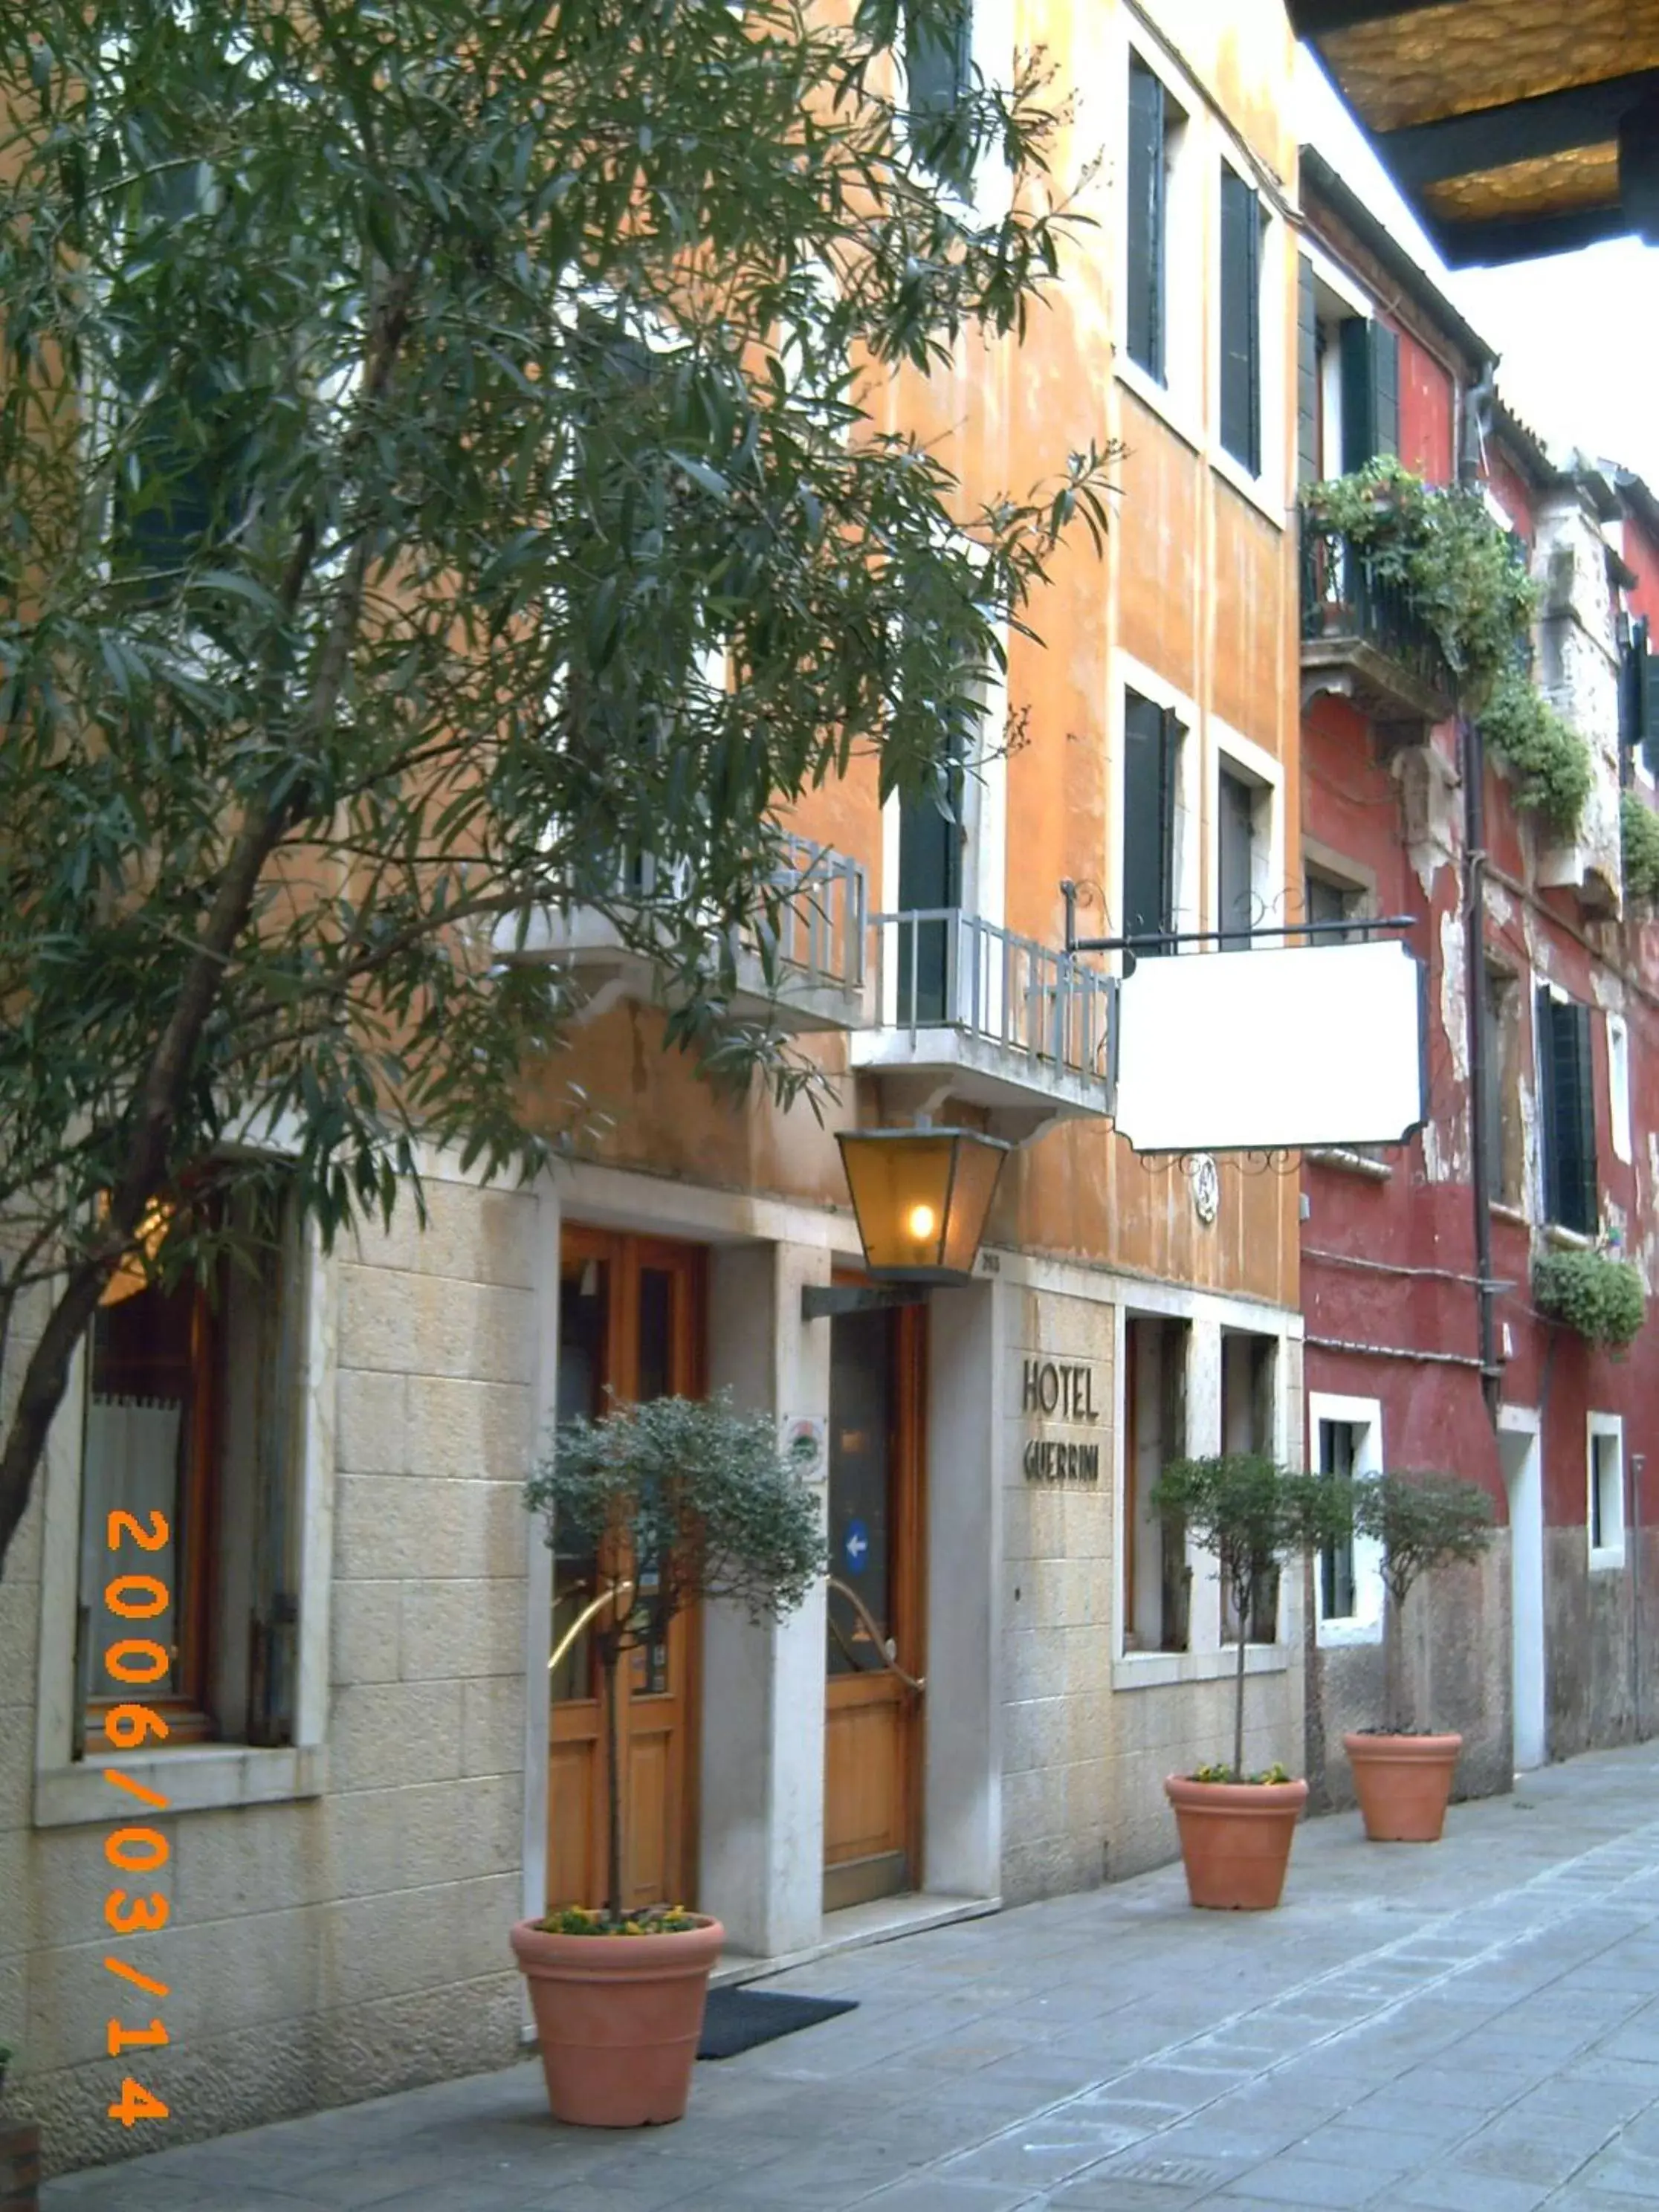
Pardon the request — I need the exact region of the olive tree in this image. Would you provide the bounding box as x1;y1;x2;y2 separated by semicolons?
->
0;0;1114;1574
1151;1453;1353;1783
1352;1471;1494;1733
525;1391;823;1924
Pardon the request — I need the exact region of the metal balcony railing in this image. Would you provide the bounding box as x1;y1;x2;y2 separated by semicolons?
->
746;833;866;997
1299;517;1456;714
868;908;1113;1087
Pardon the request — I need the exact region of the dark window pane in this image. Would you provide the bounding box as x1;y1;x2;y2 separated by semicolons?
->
1219;166;1261;474
636;1267;673;1405
904;0;974;191
552;1259;607;1705
1126;57;1166;382
896;745;964;1022
1218;770;1255;950
827;1310;893;1678
1304;871;1353;942
1539;990;1597;1233
1318;1420;1357;1620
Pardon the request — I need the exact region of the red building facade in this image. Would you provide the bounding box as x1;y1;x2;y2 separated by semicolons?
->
1297;152;1659;1805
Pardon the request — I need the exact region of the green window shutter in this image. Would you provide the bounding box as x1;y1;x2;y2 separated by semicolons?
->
1539;991;1598;1234
1123;693;1180;954
1340;319;1400;472
1127;59;1166;382
1219;167;1261;475
1373;322;1400;459
1296;253;1319;488
896;727;966;1023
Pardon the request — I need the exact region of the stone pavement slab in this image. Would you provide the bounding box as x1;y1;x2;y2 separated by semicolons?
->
39;1743;1659;2211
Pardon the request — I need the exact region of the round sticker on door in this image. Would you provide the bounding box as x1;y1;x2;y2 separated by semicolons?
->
841;1519;870;1574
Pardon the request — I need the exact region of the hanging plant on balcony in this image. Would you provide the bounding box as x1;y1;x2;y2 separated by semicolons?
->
1478;670;1592;835
1622;790;1659;906
1301;459;1592;832
1533;1247;1647;1349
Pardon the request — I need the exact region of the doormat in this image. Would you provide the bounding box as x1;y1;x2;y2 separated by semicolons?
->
696;1988;858;2060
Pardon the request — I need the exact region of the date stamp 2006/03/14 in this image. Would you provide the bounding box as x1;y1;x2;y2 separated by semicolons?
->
97;1507;178;2130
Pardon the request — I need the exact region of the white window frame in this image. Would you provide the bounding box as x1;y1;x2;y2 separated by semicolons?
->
32;1136;337;1825
1588;1411;1626;1572
1308;1391;1384;1646
1113;25;1204;452
1606;1010;1632;1165
1113;650;1200;980
1209;154;1286;527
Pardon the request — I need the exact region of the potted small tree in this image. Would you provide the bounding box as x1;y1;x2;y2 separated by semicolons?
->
520;1392;823;2127
1151;1453;1351;1910
1345;1469;1495;1842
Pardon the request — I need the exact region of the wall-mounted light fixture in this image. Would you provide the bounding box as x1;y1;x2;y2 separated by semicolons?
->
803;1125;1009;1319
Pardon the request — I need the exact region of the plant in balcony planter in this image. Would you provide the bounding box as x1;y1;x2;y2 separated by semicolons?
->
1533;1247;1647;1351
1345;1471;1494;1842
520;1392;823;2126
1150;1453;1351;1910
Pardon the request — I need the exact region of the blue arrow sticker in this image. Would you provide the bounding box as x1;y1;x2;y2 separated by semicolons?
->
842;1518;870;1574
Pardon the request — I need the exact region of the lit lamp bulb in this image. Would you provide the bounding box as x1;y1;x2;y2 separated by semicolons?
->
905;1202;937;1243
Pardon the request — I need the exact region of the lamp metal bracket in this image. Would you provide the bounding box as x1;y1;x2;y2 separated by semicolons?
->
801;1283;928;1322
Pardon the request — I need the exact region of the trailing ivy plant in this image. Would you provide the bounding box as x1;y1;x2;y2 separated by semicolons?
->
1622;791;1659;905
1479;670;1593;835
1301;457;1591;831
1533;1249;1648;1349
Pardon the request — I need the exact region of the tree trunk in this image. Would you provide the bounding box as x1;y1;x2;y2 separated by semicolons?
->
601;1639;624;1928
1233;1575;1249;1780
1383;1585;1404;1733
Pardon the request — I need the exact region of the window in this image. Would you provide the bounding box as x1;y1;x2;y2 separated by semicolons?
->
1218;164;1263;476
1317;1420;1359;1621
1588;1414;1625;1570
1126;55;1183;385
1124;1315;1191;1652
1483;966;1524;1207
1537;988;1598;1235
896;734;966;1021
1221;1333;1278;1641
1122;690;1183;954
74;1180;305;1756
1308;1392;1383;1644
1217;766;1265;951
1304;867;1362;944
1620;615;1658;780
904;0;974;193
1338;318;1399;475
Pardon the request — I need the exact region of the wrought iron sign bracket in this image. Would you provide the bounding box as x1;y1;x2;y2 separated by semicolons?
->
801;1283;929;1322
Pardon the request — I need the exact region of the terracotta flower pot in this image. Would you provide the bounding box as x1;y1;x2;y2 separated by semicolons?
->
1163;1774;1308;1910
1344;1730;1462;1843
510;1915;723;2127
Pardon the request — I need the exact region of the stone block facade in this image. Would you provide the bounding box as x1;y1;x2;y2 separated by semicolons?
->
0;1169;540;2176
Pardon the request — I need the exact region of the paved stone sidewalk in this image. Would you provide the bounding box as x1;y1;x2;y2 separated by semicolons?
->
42;1743;1659;2211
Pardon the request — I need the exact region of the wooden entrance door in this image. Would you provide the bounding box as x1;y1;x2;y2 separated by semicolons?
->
548;1228;703;1912
823;1301;925;1911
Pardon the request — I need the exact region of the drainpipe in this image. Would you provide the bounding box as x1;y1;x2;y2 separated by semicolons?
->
1461;712;1502;1426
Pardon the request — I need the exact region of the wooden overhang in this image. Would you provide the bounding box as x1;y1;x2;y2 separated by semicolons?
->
1290;0;1659;266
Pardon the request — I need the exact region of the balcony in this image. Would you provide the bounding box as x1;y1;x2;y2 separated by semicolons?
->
1300;519;1455;731
850;909;1116;1142
499;834;867;1034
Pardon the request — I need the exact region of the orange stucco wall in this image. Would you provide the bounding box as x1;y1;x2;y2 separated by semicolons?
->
529;0;1301;1313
